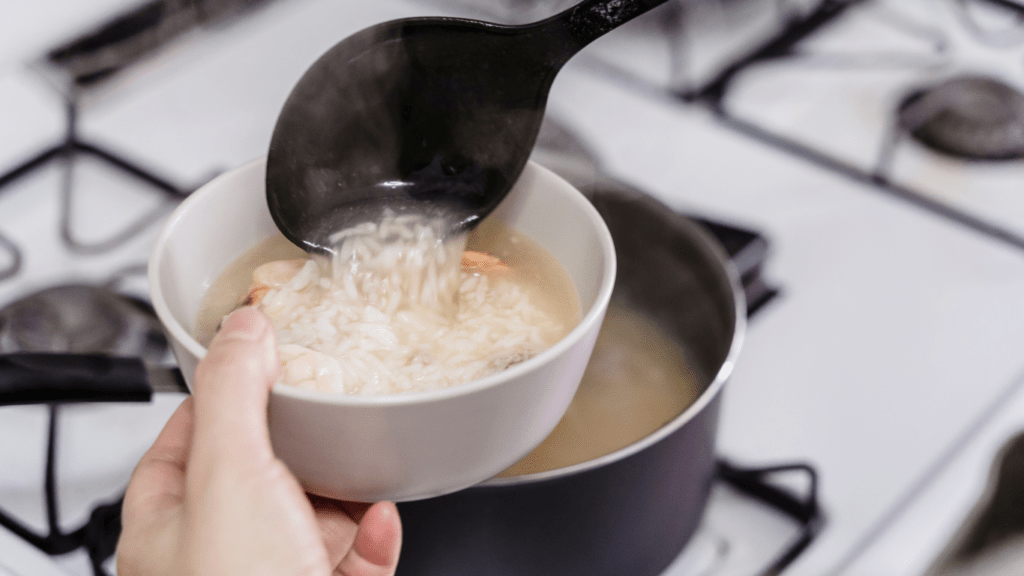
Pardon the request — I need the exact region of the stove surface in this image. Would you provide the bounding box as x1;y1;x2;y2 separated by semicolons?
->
583;0;1024;249
4;1;1024;575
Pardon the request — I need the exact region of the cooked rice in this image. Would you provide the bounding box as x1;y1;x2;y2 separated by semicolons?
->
253;212;566;395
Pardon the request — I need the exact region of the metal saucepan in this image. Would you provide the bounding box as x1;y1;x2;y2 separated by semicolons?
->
396;182;746;576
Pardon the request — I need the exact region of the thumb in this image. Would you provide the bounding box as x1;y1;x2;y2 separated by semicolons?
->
189;307;280;472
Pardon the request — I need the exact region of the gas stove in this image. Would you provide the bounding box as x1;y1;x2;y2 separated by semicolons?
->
579;0;1024;249
5;1;1024;575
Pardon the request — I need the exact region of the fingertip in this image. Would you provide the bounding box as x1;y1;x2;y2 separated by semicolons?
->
213;307;278;368
333;501;402;576
218;306;269;340
198;306;278;391
357;501;403;568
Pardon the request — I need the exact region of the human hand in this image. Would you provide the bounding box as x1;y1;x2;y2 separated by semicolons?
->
117;307;402;576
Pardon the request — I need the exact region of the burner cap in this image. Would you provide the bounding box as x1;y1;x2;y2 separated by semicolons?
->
0;285;167;360
898;75;1024;160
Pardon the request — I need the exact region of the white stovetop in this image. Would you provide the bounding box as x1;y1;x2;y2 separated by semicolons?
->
4;1;1024;575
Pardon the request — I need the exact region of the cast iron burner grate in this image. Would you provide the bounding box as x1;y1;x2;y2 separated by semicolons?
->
570;0;1024;252
716;461;823;576
898;75;1024;160
0;272;173;576
0;0;288;276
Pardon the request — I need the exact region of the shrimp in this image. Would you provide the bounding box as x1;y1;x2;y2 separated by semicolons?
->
461;251;511;274
243;253;504;308
242;259;309;306
278;343;346;392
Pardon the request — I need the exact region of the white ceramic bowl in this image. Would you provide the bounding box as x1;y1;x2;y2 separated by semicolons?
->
149;158;616;502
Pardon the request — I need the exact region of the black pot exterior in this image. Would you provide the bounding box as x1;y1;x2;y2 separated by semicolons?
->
396;185;744;576
397;390;721;576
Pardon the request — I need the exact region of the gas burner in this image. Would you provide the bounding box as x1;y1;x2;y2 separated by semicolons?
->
0;284;167;360
0;286;171;576
898;75;1024;160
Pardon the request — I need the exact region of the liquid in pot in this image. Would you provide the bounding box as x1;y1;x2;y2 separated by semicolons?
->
497;302;700;477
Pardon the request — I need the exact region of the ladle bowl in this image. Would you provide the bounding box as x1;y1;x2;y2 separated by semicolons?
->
267;0;668;253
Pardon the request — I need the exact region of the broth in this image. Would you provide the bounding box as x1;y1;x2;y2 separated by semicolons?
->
497;302;700;477
195;232;308;346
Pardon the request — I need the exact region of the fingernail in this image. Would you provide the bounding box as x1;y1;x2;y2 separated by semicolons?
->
220;307;266;341
222;307;280;375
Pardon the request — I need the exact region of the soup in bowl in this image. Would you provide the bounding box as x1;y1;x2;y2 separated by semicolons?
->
148;158;616;502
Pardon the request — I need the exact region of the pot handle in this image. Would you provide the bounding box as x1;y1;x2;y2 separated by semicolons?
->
0;353;183;406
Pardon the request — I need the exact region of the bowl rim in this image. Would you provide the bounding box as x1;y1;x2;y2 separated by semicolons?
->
149;157;617;406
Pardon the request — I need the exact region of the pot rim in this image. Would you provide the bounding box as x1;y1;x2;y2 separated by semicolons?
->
479;211;748;487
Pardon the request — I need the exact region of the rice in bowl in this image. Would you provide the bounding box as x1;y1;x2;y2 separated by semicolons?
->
196;211;581;396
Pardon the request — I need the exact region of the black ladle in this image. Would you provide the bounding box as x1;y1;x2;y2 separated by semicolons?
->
266;0;669;253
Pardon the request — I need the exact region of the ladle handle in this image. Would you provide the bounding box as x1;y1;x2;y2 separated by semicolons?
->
546;0;672;62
